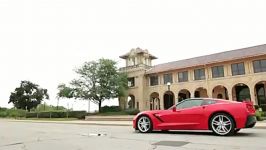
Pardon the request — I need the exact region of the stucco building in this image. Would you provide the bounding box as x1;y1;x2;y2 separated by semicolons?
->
118;44;266;111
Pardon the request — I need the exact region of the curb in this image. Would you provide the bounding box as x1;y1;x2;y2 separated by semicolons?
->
85;115;134;121
72;123;132;126
7;120;132;127
253;126;266;129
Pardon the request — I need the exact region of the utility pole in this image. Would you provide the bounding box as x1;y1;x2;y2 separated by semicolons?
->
88;100;90;113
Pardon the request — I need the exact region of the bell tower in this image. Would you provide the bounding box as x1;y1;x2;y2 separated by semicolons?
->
119;48;157;111
119;47;157;69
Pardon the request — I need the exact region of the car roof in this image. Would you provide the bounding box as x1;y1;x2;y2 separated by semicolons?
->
189;98;219;100
188;98;236;103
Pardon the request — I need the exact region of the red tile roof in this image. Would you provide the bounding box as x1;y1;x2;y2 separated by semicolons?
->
146;44;266;74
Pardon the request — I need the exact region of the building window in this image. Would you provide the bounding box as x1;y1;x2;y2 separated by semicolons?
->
150;76;158;86
253;59;266;73
212;66;224;78
163;73;173;84
231;63;245;76
178;71;188;82
194;68;205;80
128;77;135;87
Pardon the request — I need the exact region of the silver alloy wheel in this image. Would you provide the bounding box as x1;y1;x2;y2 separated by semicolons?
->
211;115;232;135
137;116;151;133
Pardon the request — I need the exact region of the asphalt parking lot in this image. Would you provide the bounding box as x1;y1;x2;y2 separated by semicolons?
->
1;120;266;150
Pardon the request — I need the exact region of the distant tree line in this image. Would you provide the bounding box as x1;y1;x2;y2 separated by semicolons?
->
7;58;128;113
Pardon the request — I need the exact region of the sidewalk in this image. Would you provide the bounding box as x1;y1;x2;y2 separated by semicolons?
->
5;119;266;129
253;121;266;129
85;115;133;121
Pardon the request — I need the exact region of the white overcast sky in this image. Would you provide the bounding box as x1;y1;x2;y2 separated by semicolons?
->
0;0;266;111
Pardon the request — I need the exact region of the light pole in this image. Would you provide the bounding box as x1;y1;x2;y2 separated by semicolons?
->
88;100;90;113
167;82;171;109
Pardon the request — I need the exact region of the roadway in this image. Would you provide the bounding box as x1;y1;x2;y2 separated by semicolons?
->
0;120;266;150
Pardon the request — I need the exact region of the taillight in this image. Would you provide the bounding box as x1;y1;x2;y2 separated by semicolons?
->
243;101;255;113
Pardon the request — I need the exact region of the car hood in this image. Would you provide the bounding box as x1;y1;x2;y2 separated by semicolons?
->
139;110;166;115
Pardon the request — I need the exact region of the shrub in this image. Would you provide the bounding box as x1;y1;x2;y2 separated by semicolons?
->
101;106;121;113
26;112;38;118
0;107;8;111
6;109;26;118
261;111;265;117
25;111;86;119
255;110;264;121
26;111;66;118
52;111;67;118
125;109;140;115
68;111;87;119
0;107;7;117
0;111;7;118
38;112;53;118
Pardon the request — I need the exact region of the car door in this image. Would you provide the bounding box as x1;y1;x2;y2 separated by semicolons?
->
166;99;205;129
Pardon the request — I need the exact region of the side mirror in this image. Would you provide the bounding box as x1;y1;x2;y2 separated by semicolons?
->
172;106;176;112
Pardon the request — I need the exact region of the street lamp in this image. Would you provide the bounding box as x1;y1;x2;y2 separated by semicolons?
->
167;82;171;91
167;82;171;109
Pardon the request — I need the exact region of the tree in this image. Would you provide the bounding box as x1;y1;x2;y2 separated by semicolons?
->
57;83;75;99
9;81;49;111
56;83;75;110
58;59;128;112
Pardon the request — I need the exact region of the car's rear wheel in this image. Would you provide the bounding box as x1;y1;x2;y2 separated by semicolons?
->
210;113;235;136
137;116;152;133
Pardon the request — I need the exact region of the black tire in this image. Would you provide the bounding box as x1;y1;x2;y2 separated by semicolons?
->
161;130;169;133
210;113;235;136
234;129;241;134
137;115;153;133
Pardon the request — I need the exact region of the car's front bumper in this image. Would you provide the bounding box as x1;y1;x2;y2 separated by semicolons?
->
133;119;136;129
245;115;256;128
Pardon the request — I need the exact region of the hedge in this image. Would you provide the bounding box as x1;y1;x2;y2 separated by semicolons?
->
101;106;121;112
26;111;87;119
124;109;140;115
0;108;27;118
256;110;263;121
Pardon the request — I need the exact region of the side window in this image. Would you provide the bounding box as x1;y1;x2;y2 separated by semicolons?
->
176;99;203;109
201;100;216;106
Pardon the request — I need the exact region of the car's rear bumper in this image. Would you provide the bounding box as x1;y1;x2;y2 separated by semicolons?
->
245;115;256;128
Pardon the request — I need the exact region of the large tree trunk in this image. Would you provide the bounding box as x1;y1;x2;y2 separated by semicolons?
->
98;101;102;113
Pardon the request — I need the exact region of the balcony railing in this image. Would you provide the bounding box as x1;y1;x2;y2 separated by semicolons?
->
119;64;152;72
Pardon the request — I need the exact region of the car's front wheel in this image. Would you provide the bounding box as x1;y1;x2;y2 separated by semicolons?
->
137;116;153;133
210;113;235;136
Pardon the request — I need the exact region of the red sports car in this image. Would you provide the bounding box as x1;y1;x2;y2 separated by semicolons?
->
133;98;256;136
